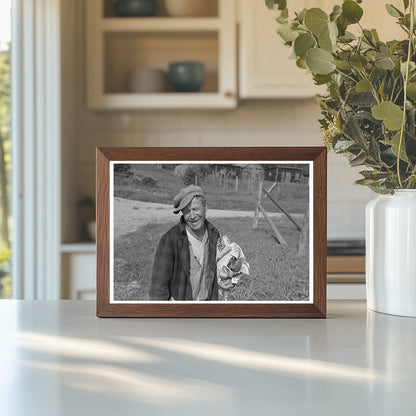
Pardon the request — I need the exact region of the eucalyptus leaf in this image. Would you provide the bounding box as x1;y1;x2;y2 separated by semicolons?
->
333;60;353;70
336;15;348;36
342;0;363;24
296;57;308;69
399;14;411;29
401;61;416;76
363;29;376;46
356;79;372;92
334;140;355;151
388;132;409;162
329;82;341;101
306;48;335;75
350;54;368;70
328;21;338;44
369;136;382;163
385;4;404;17
380;44;393;56
278;23;299;43
407;82;416;99
276;15;288;24
313;74;332;85
355;178;378;186
266;0;287;11
372;101;404;130
348;92;377;107
318;27;334;52
371;29;380;42
378;78;386;100
393;60;402;79
344;115;367;147
296;8;307;23
294;33;316;58
330;5;342;21
375;55;395;70
350;152;368;166
360;170;391;180
409;109;416;138
339;31;356;43
304;8;329;35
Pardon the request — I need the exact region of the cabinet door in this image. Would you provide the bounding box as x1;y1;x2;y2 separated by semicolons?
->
239;0;326;99
62;253;96;300
239;0;404;99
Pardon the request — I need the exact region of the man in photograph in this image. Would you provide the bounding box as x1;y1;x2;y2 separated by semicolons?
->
149;185;220;301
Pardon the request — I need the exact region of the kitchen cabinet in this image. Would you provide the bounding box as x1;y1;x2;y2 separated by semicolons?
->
238;0;404;99
61;244;96;300
327;255;366;299
238;0;325;99
86;0;237;109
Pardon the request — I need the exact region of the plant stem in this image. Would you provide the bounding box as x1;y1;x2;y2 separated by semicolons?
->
397;0;415;188
358;69;381;104
334;68;358;84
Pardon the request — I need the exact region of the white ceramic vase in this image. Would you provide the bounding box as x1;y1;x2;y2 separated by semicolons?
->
366;189;416;317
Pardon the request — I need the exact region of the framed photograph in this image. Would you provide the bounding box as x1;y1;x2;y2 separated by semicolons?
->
96;147;327;318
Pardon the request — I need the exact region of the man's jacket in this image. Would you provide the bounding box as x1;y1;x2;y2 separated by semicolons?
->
150;218;220;301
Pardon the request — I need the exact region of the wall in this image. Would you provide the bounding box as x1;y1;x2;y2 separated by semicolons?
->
61;0;374;243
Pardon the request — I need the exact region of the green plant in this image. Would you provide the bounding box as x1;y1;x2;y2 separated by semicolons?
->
266;0;416;193
0;247;11;298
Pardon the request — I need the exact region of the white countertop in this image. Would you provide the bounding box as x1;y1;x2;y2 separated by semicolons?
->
0;300;415;415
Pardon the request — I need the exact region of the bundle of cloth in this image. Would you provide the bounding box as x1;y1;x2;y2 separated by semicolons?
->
216;235;250;300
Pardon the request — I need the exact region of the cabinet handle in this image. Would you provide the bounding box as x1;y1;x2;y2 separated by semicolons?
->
225;91;234;99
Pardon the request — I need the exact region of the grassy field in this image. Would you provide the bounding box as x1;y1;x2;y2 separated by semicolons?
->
114;216;309;302
114;164;309;214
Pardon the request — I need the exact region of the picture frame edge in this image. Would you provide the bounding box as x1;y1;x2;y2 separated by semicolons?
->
96;146;327;318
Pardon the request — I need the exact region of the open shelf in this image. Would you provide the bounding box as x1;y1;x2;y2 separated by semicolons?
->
104;31;218;94
103;0;219;18
86;0;236;109
101;17;221;31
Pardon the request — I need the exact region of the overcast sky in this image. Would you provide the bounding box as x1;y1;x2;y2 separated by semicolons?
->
0;0;11;49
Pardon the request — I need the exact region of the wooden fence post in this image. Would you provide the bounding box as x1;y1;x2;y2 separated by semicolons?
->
252;178;263;229
258;204;287;245
297;205;309;254
262;186;302;231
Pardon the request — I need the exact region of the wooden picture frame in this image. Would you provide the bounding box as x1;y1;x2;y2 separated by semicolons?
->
96;147;327;318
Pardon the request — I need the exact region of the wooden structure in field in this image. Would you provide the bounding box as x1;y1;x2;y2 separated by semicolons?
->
253;179;304;247
210;163;264;190
263;164;309;184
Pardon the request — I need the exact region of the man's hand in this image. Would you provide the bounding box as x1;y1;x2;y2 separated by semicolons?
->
220;278;234;289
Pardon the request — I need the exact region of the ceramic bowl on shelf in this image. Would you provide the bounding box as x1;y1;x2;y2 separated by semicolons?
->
114;0;158;17
168;61;205;92
164;0;217;17
128;68;167;93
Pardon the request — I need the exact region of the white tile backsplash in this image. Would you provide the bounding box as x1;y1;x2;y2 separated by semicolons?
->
328;199;368;240
142;130;200;147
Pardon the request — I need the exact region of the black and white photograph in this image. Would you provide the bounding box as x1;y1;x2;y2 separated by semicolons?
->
109;161;313;303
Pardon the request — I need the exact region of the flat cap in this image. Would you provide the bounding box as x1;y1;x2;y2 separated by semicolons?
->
173;185;204;214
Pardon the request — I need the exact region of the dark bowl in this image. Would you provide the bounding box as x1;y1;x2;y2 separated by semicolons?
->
168;62;205;93
114;0;157;17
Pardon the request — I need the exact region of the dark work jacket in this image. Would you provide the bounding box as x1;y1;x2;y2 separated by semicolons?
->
150;218;220;301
